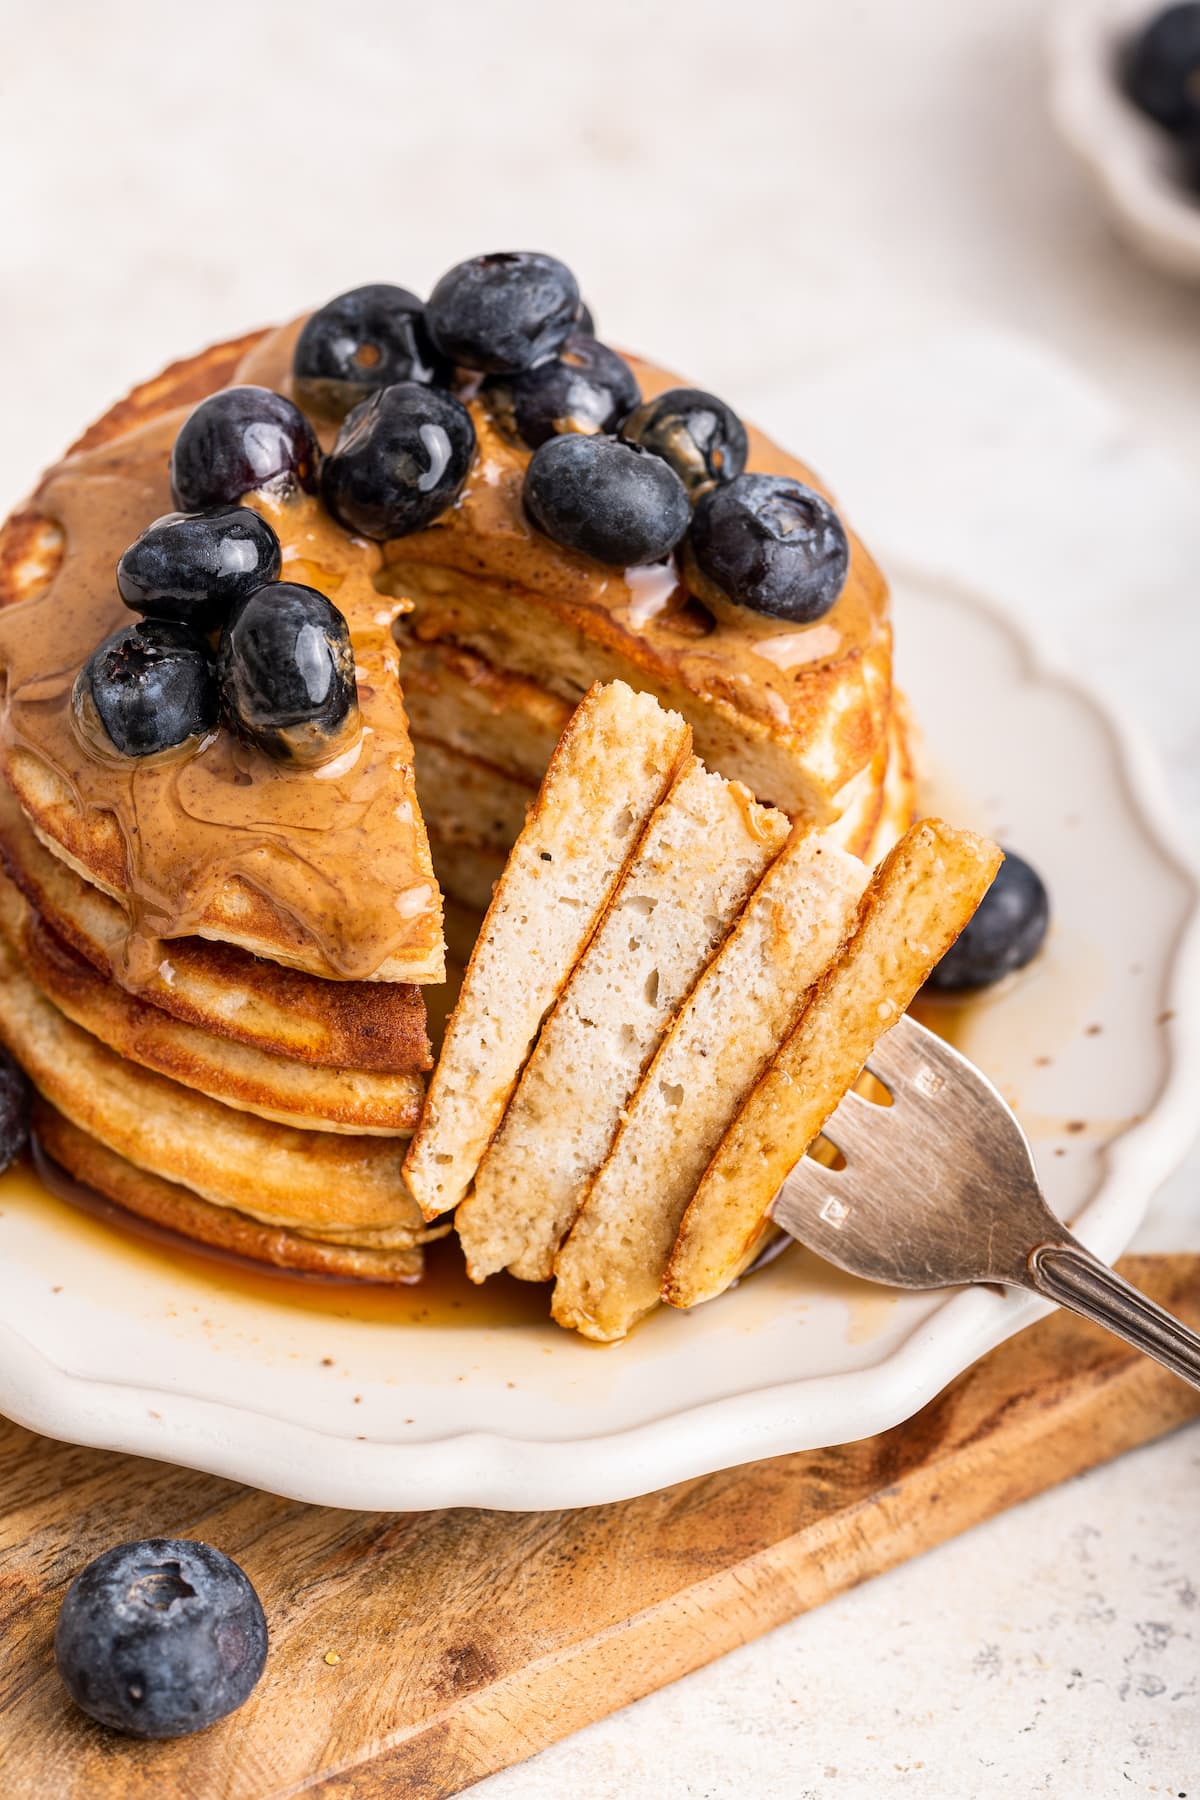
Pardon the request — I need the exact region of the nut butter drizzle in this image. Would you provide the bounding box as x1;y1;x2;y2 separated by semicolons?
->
237;321;891;738
0;414;440;986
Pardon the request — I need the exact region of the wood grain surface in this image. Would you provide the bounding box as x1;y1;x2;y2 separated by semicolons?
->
1;1253;1198;1800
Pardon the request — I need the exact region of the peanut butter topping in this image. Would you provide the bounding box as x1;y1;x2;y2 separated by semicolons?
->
238;321;891;741
0;413;441;984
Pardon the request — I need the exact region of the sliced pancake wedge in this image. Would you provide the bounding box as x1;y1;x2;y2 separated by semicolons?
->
552;828;871;1340
0;783;431;1074
663;820;1004;1311
404;681;693;1219
0;927;436;1239
0;874;421;1135
35;1102;428;1283
457;760;790;1283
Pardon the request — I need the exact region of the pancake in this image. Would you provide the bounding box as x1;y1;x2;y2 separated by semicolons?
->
0;874;421;1135
0;783;431;1074
411;735;535;853
0;926;435;1238
402;641;572;785
663;821;1004;1310
239;324;895;828
0;337;444;987
35;1102;427;1283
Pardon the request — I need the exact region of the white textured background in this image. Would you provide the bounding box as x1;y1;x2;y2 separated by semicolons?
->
1;2;1198;1794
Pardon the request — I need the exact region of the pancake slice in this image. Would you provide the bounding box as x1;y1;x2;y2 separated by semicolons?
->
457;760;790;1283
34;1102;428;1283
552;828;871;1340
411;735;535;854
663;820;1004;1311
0;874;422;1135
0;926;435;1238
404;681;692;1219
401;640;572;785
0;783;431;1074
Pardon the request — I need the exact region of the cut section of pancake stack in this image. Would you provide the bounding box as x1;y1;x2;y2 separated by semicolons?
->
406;682;1001;1339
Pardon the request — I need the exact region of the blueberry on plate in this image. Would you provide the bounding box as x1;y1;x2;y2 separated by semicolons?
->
1122;2;1200;129
74;622;219;758
293;283;451;419
486;333;640;449
320;382;475;540
218;581;359;766
524;434;691;566
425;252;581;374
117;506;282;632
0;1048;30;1173
688;473;849;623
926;851;1050;991
620;387;748;498
170;387;319;513
54;1537;267;1739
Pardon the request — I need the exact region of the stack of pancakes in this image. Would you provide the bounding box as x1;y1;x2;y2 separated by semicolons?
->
0;317;916;1288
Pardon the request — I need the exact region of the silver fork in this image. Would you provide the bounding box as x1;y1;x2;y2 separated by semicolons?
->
769;1014;1200;1389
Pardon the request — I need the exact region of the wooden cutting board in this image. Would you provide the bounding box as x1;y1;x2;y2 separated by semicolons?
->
1;1252;1198;1800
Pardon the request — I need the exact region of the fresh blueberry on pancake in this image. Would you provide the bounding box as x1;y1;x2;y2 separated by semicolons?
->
54;1538;267;1738
320;382;475;540
218;581;359;766
688;473;849;622
485;333;640;448
523;434;691;566
927;850;1050;991
0;1049;29;1173
75;622;219;758
117;506;282;632
425;251;581;374
575;299;596;335
292;283;451;420
620;387;748;498
169;386;319;513
1122;3;1200;129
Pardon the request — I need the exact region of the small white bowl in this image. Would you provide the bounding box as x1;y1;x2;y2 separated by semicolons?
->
1049;0;1200;279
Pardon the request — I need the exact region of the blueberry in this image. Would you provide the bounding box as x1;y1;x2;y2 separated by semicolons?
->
688;474;849;623
75;622;218;758
320;382;475;540
0;1048;30;1172
927;851;1050;992
1123;3;1200;129
425;252;580;374
170;387;319;513
576;300;596;336
620;387;748;499
485;334;640;449
117;507;282;632
54;1537;267;1739
218;581;359;765
524;434;691;566
293;283;451;420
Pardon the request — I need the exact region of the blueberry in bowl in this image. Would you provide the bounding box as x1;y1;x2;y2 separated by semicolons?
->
1122;3;1200;130
218;581;360;767
687;473;849;623
321;382;475;540
170;387;319;513
425;251;581;374
117;506;282;632
524;434;691;566
926;850;1050;992
620;387;748;498
485;333;640;449
54;1538;267;1738
74;622;219;759
293;283;451;420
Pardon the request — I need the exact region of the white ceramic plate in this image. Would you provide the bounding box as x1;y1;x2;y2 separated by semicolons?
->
1049;0;1200;280
0;565;1197;1512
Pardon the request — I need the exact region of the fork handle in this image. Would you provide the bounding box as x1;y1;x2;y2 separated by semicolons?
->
1028;1243;1200;1391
